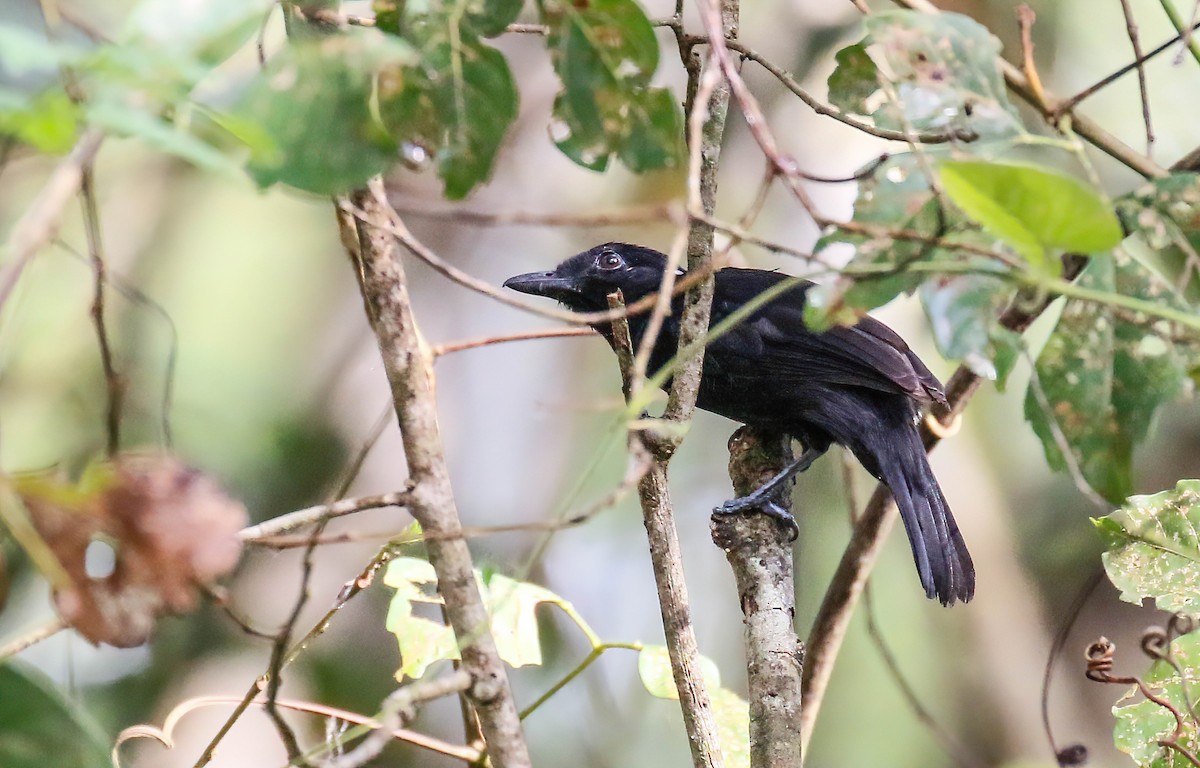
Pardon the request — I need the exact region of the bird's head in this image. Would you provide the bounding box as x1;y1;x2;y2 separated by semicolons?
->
503;242;678;313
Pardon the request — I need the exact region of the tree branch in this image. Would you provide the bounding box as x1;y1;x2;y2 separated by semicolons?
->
1;128;104;312
710;427;803;767
339;180;530;768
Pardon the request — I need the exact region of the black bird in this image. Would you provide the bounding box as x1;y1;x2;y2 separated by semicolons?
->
504;242;974;605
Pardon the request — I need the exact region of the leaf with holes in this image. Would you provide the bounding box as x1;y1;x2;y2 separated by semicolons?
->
806;153;1004;331
919;273;1014;381
940;160;1124;274
1112;630;1200;768
828;10;1022;139
378;38;517;199
374;0;521;197
1117;172;1200;304
537;0;682;172
1025;253;1193;503
1096;480;1200;612
236;30;413;194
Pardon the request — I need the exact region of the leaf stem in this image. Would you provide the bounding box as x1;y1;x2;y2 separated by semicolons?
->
518;642;643;720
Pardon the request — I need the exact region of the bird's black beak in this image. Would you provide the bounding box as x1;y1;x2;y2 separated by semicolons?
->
503;271;580;302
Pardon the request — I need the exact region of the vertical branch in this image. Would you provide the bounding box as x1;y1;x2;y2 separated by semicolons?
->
610;287;726;768
339;180;530;768
710;427;803;767
79;165;123;456
609;2;741;766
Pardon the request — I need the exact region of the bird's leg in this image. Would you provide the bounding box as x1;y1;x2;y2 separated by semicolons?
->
713;446;826;539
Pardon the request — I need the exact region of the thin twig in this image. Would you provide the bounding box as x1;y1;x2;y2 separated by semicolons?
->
610;291;723;768
239;491;412;543
388;199;677;228
319;670;473;768
191;546;397;767
339;199;718;328
431;328;595;357
0;617;67;660
1040;569;1104;764
79;166;122;456
1057;19;1200;112
1158;0;1200;66
1;129;104;313
1117;0;1155;155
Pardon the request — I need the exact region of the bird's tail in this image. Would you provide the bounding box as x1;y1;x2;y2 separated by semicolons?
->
871;423;975;605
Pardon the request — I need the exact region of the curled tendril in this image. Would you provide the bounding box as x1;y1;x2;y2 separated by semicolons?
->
1085;637;1118;683
1143;626;1170;660
1084;631;1200;768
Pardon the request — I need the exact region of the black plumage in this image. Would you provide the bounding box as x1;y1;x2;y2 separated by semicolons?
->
504;242;974;605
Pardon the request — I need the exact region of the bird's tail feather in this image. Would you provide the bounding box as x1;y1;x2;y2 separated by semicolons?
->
875;427;975;605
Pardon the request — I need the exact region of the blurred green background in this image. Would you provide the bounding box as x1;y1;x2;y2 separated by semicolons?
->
1;0;1199;766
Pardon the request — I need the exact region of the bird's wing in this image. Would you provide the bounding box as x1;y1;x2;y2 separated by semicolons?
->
709;269;946;404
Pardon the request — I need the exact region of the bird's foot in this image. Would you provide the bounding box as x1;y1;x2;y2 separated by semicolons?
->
713;495;798;542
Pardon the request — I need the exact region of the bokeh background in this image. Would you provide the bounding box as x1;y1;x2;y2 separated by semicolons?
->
2;0;1199;766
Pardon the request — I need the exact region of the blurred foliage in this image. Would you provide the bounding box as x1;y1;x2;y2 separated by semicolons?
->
0;662;109;768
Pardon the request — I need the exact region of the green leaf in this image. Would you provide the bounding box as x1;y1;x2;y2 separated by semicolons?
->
829;11;1022;139
638;644;721;698
826;42;878;117
1026;252;1193;503
383;556;595;679
637;645;749;767
1095;479;1200;611
919;273;1013;379
1113;630;1200;767
0;88;81;154
379;38;518;199
0;663;110;768
538;0;682;172
373;0;521;198
806;153;1005;332
125;0;273;68
1117;172;1200;303
383;557;460;680
939;160;1124;273
236;31;412;194
87;101;242;175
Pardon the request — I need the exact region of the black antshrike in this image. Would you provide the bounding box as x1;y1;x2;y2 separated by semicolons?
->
505;242;974;605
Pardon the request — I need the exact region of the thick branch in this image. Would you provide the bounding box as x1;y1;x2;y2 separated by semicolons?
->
710;427;803;767
342;182;530;768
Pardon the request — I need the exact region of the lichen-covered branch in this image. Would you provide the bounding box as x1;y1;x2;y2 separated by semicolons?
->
710;427;804;767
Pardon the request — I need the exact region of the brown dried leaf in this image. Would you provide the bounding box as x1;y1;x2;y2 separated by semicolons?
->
16;455;247;647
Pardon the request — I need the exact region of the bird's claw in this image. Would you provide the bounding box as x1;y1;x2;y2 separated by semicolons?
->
713;497;799;542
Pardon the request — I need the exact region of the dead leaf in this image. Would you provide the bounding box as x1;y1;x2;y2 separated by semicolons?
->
17;455;247;647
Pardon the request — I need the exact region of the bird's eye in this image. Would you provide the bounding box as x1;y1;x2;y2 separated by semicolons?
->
597;250;624;270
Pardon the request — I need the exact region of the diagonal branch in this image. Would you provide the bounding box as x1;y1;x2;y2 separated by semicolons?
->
339;180;531;768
